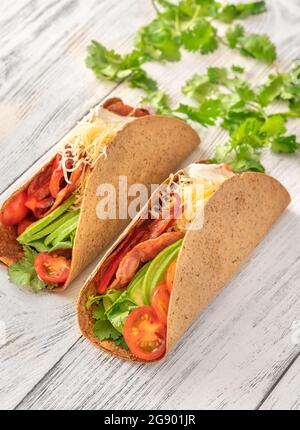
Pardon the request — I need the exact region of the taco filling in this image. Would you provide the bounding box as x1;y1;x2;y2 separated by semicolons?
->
85;163;235;361
2;99;150;291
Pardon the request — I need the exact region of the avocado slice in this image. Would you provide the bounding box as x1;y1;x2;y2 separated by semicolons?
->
142;239;183;305
127;262;151;306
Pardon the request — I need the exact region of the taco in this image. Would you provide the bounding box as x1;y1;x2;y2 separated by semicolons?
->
0;98;199;292
77;162;290;361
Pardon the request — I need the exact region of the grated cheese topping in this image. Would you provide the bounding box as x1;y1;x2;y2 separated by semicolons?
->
58;106;135;185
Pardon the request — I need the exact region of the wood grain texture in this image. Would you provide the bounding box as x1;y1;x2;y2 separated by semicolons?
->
259;355;300;410
0;0;300;410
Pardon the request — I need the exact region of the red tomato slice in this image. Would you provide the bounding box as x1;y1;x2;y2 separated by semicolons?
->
49;154;65;198
2;191;29;226
34;252;71;284
124;306;166;361
17;218;33;236
151;283;170;326
166;259;177;294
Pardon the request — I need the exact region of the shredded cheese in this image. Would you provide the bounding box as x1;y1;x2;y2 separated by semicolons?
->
56;105;135;207
171;163;235;231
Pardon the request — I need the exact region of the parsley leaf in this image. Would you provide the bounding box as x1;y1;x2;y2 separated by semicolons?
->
217;1;266;23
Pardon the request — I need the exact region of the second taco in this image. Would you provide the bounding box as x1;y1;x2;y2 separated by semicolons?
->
78;162;290;361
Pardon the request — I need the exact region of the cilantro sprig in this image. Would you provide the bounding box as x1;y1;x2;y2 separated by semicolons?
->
85;1;300;173
86;1;273;97
178;65;300;171
8;247;58;292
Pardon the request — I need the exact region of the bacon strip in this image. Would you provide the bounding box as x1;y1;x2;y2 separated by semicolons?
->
96;221;150;294
41;165;83;217
108;231;184;290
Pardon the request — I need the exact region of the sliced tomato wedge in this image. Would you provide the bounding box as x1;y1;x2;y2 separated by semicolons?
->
124;306;166;361
151;283;170;326
2;191;29;225
166;259;177;294
34;252;71;284
17;218;34;236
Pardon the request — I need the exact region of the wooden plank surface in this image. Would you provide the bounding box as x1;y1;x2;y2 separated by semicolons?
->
0;0;300;410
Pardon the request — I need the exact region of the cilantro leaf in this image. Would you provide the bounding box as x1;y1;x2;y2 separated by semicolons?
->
8;246;55;292
182;74;217;102
226;25;276;64
207;67;229;85
217;1;266;23
114;336;129;350
181;19;218;54
239;33;277;64
93;320;121;341
135;19;181;62
177;100;223;126
92;302;106;320
212;142;265;173
231;117;265;148
271;135;300;153
86;41;125;81
226;24;245;49
141;91;171;114
260;115;286;137
105;291;137;333
128;69;158;92
231;64;245;74
256;74;285;106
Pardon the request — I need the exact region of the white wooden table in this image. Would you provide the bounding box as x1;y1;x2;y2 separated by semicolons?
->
1;0;300;410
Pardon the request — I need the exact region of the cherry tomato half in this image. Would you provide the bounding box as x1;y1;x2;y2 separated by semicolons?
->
166;259;177;294
151;283;170;326
2;191;29;226
124;306;166;361
17;218;33;236
34;252;71;284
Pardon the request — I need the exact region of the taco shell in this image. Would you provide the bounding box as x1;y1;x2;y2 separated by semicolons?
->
0;107;200;291
77;171;290;361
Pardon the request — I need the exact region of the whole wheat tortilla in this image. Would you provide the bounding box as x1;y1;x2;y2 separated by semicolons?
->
77;171;290;361
0;109;199;292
